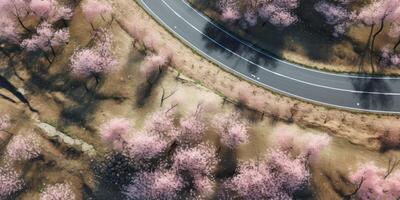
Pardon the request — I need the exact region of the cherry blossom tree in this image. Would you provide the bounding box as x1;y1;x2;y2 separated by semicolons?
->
122;133;168;162
5;133;41;161
356;0;400;72
99;118;131;149
124;169;184;200
21;22;69;63
301;134;331;163
194;176;215;199
219;0;240;23
30;0;73;23
222;149;309;199
140;53;170;85
0;0;73;45
70;29;118;87
125;20;147;46
142;31;162;53
266;149;309;192
0;16;20;43
218;0;299;27
349;163;389;199
173;143;217;176
82;0;113;30
177;104;206;144
213;111;249;149
314;1;354;37
0;115;10;131
144;106;177;138
386;170;400;199
389;23;400;52
40;183;76;200
0;0;31;32
380;46;400;68
274;126;297;151
379;21;400;68
0;166;23;199
233;83;252;106
172;143;218;197
258;0;299;28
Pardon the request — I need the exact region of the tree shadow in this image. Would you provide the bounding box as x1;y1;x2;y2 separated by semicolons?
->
351;78;394;110
193;0;367;73
91;153;136;200
215;147;237;179
135;70;166;108
201;22;279;71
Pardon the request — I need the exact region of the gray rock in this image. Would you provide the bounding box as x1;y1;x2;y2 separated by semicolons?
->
36;123;97;157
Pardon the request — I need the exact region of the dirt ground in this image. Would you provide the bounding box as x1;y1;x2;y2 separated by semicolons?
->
188;0;400;76
123;0;400;151
0;0;399;199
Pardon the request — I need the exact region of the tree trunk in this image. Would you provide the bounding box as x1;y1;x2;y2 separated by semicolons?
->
50;44;56;58
93;74;100;87
357;25;374;70
394;37;400;52
17;16;31;33
370;20;385;73
43;52;52;64
90;22;96;31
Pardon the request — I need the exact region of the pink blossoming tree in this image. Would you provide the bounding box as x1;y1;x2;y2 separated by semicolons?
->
213;111;249;149
143;106;177;138
219;0;241;23
0;0;73;45
30;0;73;23
70;29;118;88
258;0;299;28
0;115;10;131
348;162;400;199
314;1;354;37
82;0;113;30
0;166;23;199
0;0;31;33
39;183;76;200
5;133;41;161
380;46;400;68
218;0;299;27
0;16;20;43
122;133;168;163
172;143;218;197
99;118;131;150
302;134;331;163
21;22;69;63
173;143;217;176
222;149;309;199
140;53;170;85
356;0;400;72
177;104;206;144
124;169;184;200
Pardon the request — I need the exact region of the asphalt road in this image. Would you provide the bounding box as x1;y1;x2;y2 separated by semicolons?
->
138;0;400;114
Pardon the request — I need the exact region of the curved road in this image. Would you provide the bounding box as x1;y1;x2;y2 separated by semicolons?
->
138;0;400;114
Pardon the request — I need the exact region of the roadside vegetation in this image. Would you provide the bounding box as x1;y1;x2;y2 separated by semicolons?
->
191;0;400;75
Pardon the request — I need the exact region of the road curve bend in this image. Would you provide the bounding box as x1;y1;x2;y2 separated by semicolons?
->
138;0;400;114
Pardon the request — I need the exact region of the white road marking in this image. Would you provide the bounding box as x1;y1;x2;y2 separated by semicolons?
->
179;0;400;80
158;0;400;95
139;0;400;114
